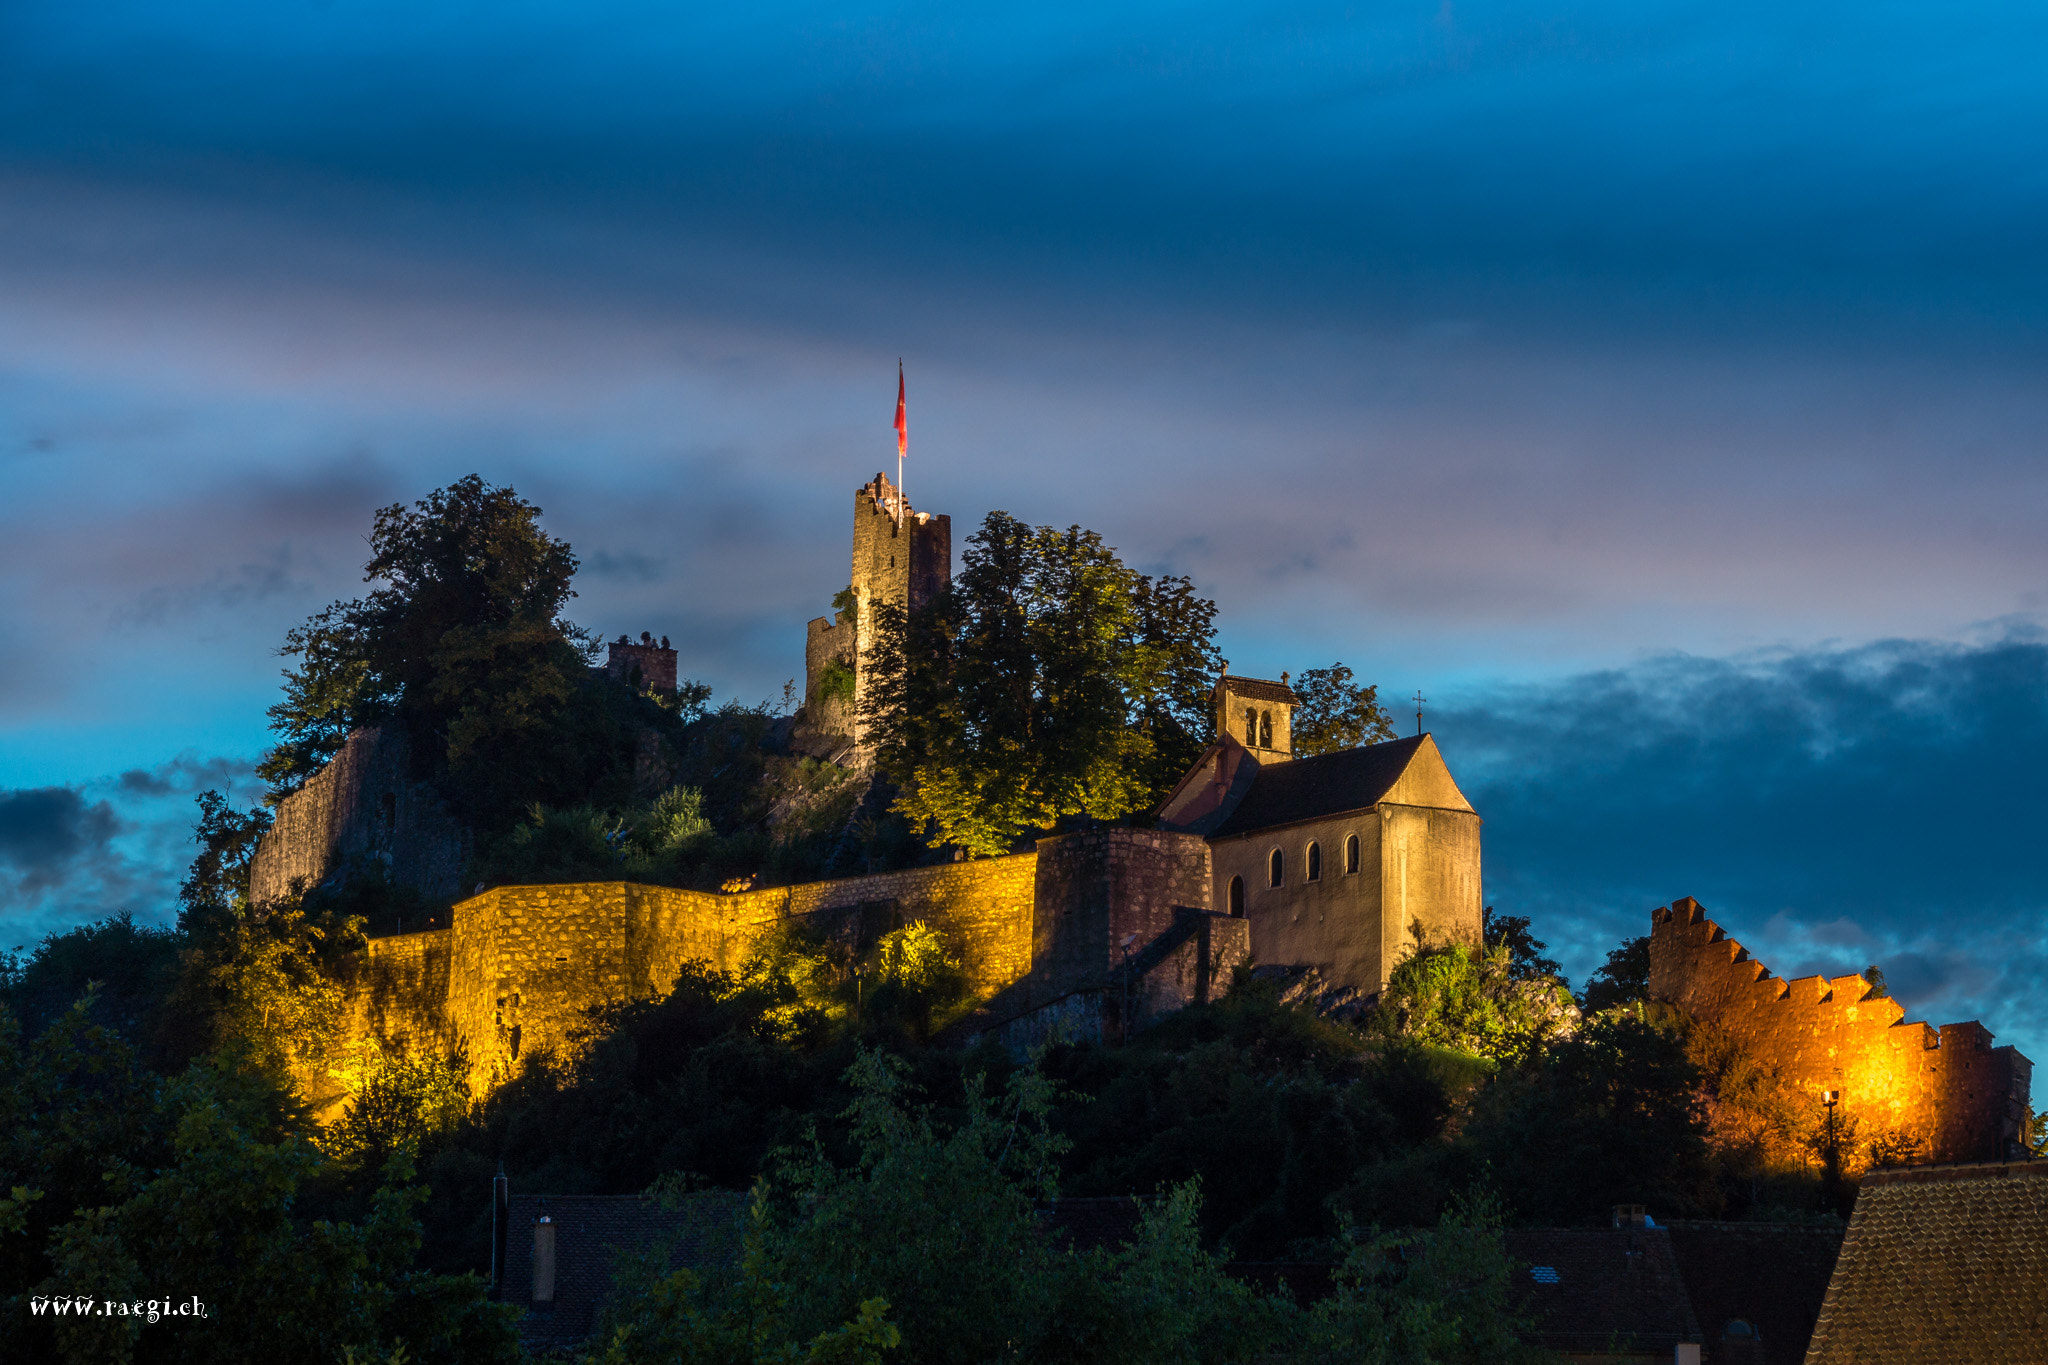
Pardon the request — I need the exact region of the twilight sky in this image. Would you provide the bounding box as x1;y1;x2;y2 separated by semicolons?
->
3;1;2045;1057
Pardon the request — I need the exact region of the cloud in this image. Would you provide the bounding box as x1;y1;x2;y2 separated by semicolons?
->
584;548;669;584
115;753;252;798
0;754;258;948
0;787;119;873
1447;632;2048;1058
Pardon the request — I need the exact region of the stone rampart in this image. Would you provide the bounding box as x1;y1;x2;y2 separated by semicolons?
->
324;830;1245;1113
249;726;470;908
339;851;1041;1100
1648;897;2032;1164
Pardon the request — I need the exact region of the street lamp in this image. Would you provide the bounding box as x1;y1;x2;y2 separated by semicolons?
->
1821;1089;1843;1209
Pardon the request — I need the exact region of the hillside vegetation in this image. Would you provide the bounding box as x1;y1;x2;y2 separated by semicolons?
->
0;477;1904;1364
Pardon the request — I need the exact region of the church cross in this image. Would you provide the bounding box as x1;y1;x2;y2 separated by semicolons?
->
1413;690;1425;737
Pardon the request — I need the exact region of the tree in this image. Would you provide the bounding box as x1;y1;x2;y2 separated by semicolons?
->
170;900;367;1088
1289;664;1397;756
863;513;1221;855
258;476;664;831
1480;907;1562;983
179;791;274;927
0;996;518;1364
1579;935;1651;1014
1462;1013;1713;1224
1369;944;1576;1063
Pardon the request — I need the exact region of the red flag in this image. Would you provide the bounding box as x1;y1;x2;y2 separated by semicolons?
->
893;363;907;459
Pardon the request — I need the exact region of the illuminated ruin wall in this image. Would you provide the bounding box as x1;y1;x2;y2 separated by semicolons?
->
1648;897;2033;1164
310;828;1238;1120
311;852;1035;1113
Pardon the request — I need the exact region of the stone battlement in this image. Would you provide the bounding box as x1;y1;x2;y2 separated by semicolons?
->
1648;897;2032;1164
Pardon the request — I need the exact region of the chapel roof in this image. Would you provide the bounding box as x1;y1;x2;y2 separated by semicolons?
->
1804;1160;2048;1365
1216;674;1301;703
1209;733;1448;837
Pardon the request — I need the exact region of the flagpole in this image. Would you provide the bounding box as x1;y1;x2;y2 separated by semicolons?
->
895;359;906;528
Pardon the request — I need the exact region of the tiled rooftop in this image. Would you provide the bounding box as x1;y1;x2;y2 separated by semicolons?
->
1805;1161;2048;1364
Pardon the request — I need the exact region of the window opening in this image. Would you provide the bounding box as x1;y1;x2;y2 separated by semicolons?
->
1345;834;1360;875
1259;710;1272;747
1228;876;1244;916
1306;841;1321;881
1268;848;1284;887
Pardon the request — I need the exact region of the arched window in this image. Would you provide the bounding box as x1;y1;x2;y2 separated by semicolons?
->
1306;841;1321;881
1245;706;1258;744
1228;875;1244;917
1259;710;1273;748
1268;848;1284;887
1345;833;1360;875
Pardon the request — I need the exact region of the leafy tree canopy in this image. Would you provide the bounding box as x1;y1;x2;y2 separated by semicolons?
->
1579;935;1650;1014
1481;907;1563;983
178;790;274;932
863;512;1221;855
1369;943;1577;1063
258;476;677;832
1289;664;1397;756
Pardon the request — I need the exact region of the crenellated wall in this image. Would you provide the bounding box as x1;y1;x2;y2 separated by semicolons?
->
1648;897;2033;1164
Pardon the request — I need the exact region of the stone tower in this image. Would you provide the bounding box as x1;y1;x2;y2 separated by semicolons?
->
803;471;951;747
1215;673;1299;761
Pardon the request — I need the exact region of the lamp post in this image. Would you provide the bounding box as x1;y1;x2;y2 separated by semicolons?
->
1821;1088;1842;1211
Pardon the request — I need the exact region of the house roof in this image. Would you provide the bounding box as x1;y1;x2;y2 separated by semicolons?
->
1217;675;1300;704
1805;1160;2048;1365
1503;1226;1702;1358
1209;734;1463;838
1662;1221;1842;1365
501;1192;746;1344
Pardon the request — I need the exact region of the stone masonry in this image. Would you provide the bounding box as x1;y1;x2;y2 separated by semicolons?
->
1649;897;2033;1164
250;726;470;909
802;471;951;748
312;827;1243;1117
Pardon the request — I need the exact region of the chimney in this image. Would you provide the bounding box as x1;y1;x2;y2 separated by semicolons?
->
489;1166;509;1298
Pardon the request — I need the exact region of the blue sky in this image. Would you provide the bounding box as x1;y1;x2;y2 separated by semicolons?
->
3;1;2045;1057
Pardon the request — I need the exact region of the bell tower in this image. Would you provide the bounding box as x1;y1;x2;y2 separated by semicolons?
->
1214;671;1299;761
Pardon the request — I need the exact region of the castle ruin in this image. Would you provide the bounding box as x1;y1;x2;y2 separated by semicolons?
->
1649;897;2033;1164
273;471;1486;1116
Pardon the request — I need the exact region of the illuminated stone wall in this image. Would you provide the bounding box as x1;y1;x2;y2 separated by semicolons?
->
1648;897;2033;1164
334;850;1040;1104
324;829;1250;1115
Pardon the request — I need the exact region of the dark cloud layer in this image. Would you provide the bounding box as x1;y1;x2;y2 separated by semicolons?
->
1449;633;2048;1058
0;787;118;872
0;755;257;950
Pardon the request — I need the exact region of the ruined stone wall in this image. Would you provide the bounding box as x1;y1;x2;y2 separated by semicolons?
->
605;637;678;694
323;832;1266;1114
802;615;856;740
1648;897;2033;1164
335;852;1040;1101
249;726;470;908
